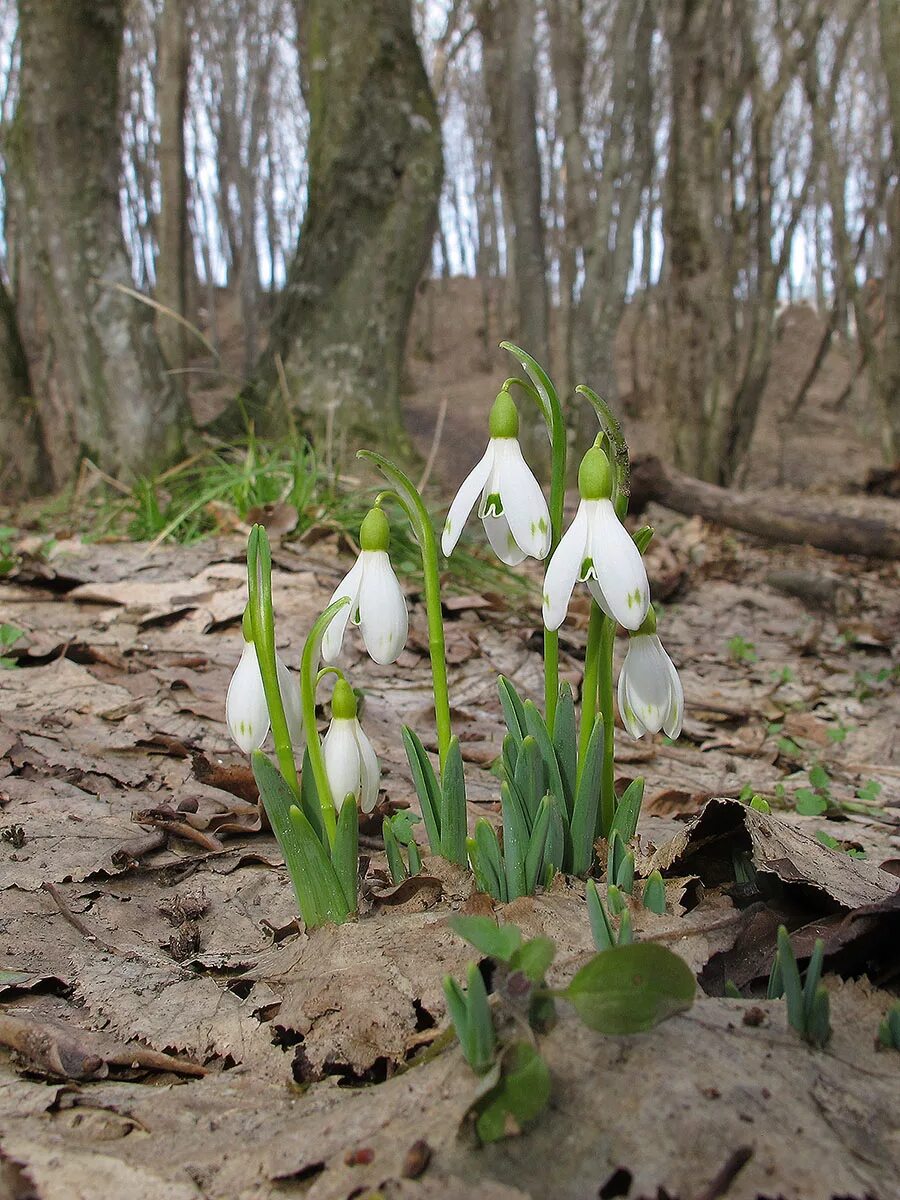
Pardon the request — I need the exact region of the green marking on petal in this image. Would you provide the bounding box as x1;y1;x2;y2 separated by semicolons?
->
484;492;502;516
580;557;593;579
538;516;548;533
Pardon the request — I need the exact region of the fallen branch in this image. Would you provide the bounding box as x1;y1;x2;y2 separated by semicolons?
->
630;455;900;559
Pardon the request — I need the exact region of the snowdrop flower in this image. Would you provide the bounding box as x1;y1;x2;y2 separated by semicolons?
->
441;390;550;566
542;444;649;631
322;506;408;666
322;678;380;812
617;607;684;740
226;617;303;753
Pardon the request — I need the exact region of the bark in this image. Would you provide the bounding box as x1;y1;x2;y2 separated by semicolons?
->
156;0;191;369
9;0;191;480
0;276;51;499
630;454;900;560
475;0;549;463
878;0;900;461
220;0;442;462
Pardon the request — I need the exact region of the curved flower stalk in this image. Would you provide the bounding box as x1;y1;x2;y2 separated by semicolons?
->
226;611;302;754
322;506;408;665
617;607;684;740
442;391;550;566
542;442;650;633
322;678;381;812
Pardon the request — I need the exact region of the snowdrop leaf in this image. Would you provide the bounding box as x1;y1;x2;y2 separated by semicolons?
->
524;796;552;894
331;796;359;912
500;781;528;900
299;745;327;847
563;944;695;1034
440;737;468;867
552;683;577;811
383;816;408;884
497;675;527;746
472;818;506;902
450;915;521;963
570;716;603;877
286;804;351;927
402;726;441;853
523;700;567;817
543;793;567;877
642;870;666;915
586;879;615;951
610;776;645;844
513;735;544;825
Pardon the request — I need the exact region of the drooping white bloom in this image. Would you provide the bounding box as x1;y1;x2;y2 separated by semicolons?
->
225;634;303;753
617;610;683;740
322;506;408;665
441;391;550;566
542;445;649;631
322;678;380;811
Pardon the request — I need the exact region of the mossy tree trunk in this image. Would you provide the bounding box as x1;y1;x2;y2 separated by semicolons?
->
9;0;192;480
0;276;51;500
238;0;442;466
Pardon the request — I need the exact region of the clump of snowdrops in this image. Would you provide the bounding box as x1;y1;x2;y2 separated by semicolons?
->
226;344;684;928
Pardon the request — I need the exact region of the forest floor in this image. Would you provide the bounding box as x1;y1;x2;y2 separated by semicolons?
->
1;282;899;1199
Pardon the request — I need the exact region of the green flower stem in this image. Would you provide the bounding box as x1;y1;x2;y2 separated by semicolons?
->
300;597;352;846
500;342;567;727
598;615;617;836
246;525;300;798
575;384;630;519
359;451;452;769
578;601;605;778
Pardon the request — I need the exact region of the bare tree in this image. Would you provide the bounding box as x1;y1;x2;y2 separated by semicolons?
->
8;0;191;479
0;274;49;498
876;0;900;459
156;0;191;368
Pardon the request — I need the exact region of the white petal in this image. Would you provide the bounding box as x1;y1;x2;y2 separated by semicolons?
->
225;642;270;753
358;550;409;664
586;579;616;621
353;719;381;812
321;555;365;663
660;643;684;739
442;443;494;556
322;717;361;811
617;654;647;738
622;635;672;735
542;501;590;630
276;656;303;748
588;500;650;630
484;512;527;566
495;439;551;560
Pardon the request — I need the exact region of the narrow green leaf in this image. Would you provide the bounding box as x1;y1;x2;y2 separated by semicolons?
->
497;675;527;746
510;936;556;982
407;838;422;876
767;953;784;1000
777;926;805;1031
383;816;408;885
440;736;468;866
287;805;351;926
617;908;633;945
586;879;615;951
513;735;545;826
443;975;471;1055
500;781;529;900
474;819;507;902
467;836;493;896
570;716;603;877
642;870;666;915
524;796;552;894
609;777;645;844
299;745;327;846
633;525;654;555
466;961;497;1074
552;683;577;813
802;938;825;1025
606;883;625;916
253;752;324;926
331;797;359;912
523;700;567;814
563;943;696;1034
474;1041;551;1144
402;725;442;852
806;985;831;1048
607;828;625;882
543;793;567;876
450;915;521;962
501;733;519;785
616;851;635;895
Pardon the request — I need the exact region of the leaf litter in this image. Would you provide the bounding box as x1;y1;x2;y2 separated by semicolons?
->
0;526;898;1198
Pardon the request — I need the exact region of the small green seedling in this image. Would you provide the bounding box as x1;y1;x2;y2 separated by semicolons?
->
728;635;758;664
768;926;831;1048
383;811;422;883
877;1003;900;1050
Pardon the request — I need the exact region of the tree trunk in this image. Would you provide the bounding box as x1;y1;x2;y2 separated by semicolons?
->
156;0;191;369
225;0;442;464
9;0;191;480
878;0;900;461
476;0;549;466
0;276;52;500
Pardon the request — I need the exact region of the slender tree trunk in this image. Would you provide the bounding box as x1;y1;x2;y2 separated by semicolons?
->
9;0;191;480
218;0;442;463
476;0;549;464
0;276;51;499
878;0;900;460
156;0;191;369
